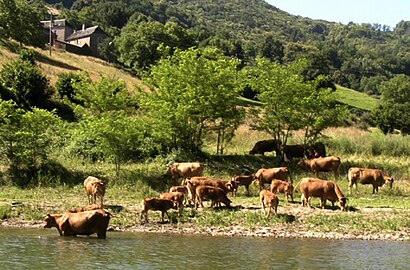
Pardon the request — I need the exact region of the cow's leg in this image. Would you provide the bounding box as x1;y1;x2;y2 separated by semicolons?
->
97;231;107;239
321;199;326;209
245;185;250;196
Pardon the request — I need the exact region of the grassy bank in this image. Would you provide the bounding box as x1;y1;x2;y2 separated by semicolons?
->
0;127;409;240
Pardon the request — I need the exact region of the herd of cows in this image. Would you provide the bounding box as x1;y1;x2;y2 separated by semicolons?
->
43;140;395;238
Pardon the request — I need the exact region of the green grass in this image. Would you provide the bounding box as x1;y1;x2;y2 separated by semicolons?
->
335;84;380;111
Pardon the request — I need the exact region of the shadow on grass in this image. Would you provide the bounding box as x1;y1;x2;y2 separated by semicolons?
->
35;51;80;71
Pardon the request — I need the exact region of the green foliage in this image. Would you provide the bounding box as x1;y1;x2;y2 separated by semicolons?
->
0;204;12;219
0;55;52;110
0;99;61;185
372;75;410;134
140;47;244;153
245;58;346;150
55;71;85;103
0;0;45;47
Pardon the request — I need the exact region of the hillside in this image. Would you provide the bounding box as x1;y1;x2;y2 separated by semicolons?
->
0;40;142;89
335;85;380;111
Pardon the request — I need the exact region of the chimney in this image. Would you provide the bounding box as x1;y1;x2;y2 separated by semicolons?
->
82;24;85;31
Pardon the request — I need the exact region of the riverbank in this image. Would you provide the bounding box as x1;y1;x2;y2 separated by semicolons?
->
1;201;408;241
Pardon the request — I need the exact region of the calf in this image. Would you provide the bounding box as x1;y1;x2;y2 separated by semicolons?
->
184;177;229;206
259;190;279;218
140;197;177;223
298;156;341;178
348;167;394;194
160;192;185;214
169;185;190;205
195;185;231;209
253;167;290;190
299;177;348;211
232;175;253;196
270;179;294;203
83;176;106;207
44;209;111;238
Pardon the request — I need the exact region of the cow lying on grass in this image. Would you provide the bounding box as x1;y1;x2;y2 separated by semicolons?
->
140;197;177;224
44;209;111;238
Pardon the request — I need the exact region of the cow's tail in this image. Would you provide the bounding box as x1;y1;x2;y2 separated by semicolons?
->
293;179;302;193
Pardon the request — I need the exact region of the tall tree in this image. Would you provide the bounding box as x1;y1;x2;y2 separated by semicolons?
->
139;47;244;153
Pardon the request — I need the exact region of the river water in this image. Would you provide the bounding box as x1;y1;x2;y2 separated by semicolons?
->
0;227;408;269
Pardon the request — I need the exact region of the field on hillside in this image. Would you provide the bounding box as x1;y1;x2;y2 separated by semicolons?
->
335;85;380;111
0;40;142;89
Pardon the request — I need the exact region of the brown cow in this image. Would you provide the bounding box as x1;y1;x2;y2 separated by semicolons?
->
270;179;294;203
165;162;204;179
140;197;177;223
169;185;190;205
44;209;111;238
298;156;341;178
299;177;348;211
195;185;231;209
69;204;102;213
184;177;230;206
259;190;279;218
160;192;185;214
221;179;239;197
249;139;279;155
253;167;290;190
83;176;106;207
232;175;254;196
348;167;394;194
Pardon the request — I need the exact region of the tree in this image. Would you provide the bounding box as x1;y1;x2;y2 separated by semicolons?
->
0;99;60;185
140;47;244;154
0;0;45;47
245;58;346;158
372;74;410;134
0;52;52;109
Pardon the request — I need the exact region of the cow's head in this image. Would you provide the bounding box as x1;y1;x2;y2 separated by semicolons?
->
338;197;348;211
44;214;61;229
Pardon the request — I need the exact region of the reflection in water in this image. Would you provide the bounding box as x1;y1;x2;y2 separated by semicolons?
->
0;227;408;270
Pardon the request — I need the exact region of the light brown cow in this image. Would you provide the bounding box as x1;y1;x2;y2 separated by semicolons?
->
299;177;348;211
169;185;190;205
259;190;279;218
298;156;341;178
253;167;290;190
348;167;394;194
83;176;106;207
69;204;102;213
140;197;177;223
44;209;111;238
160;192;185;214
184;177;229;206
195;185;231;209
270;179;294;203
165;162;205;179
232;175;253;196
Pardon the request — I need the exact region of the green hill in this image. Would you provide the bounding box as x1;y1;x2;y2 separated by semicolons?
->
335;85;380;111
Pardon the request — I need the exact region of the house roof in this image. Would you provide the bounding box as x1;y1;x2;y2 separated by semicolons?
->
65;26;106;41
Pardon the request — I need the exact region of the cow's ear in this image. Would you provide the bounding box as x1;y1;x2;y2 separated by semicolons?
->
47;214;51;217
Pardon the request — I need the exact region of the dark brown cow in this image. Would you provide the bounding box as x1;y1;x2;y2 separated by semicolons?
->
249;139;279;155
298;156;341;178
283;144;306;160
348;167;394;194
44;209;111;238
140;197;177;223
83;176;106;207
231;175;253;196
165;162;204;179
305;142;326;158
160;192;185;214
253;167;290;190
221;179;239;197
299;177;348;211
259;190;279;218
270;179;294;203
195;185;231;209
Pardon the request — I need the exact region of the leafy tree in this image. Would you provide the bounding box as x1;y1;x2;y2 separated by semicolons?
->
0;99;60;185
245;58;346;158
140;47;244;154
0;0;45;47
55;71;85;103
372;74;410;134
0;53;52;109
